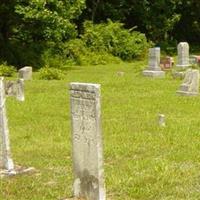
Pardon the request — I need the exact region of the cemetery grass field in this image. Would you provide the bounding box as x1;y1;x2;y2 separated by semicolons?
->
2;61;200;200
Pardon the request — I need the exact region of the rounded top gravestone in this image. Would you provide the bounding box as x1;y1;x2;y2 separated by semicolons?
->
176;42;190;68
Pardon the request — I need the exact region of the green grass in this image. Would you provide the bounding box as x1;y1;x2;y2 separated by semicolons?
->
1;61;200;200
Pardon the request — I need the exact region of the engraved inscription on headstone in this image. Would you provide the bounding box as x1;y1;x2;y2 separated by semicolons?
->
177;69;199;96
0;77;14;171
143;47;165;77
70;83;106;200
176;42;190;68
148;47;160;70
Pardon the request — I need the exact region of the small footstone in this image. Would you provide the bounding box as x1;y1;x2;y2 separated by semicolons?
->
158;114;166;127
116;71;125;76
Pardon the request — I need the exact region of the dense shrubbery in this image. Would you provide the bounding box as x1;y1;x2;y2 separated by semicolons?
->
62;38;121;65
38;67;66;80
81;21;149;61
39;21;149;68
50;20;149;67
0;62;16;77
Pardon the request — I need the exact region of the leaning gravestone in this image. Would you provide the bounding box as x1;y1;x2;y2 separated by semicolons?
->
176;42;190;68
177;69;199;96
70;82;106;200
0;77;34;177
18;66;32;80
143;47;165;77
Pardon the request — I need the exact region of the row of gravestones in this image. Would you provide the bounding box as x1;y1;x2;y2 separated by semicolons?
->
143;42;191;78
143;42;199;96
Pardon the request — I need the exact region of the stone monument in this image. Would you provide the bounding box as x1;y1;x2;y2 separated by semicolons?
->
158;114;165;127
18;66;32;80
0;77;15;172
70;82;106;200
0;77;34;177
143;47;165;77
177;69;199;96
176;42;190;68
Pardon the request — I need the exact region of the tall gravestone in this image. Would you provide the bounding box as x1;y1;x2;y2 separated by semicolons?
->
176;42;190;68
0;77;34;177
18;66;32;80
143;47;165;77
70;82;106;200
0;77;15;171
177;69;199;96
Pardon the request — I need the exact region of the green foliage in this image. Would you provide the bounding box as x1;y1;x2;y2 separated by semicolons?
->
0;62;16;77
15;0;86;42
81;0;180;41
41;50;66;69
63;38;121;65
0;0;86;67
81;20;149;61
38;67;65;80
77;51;121;65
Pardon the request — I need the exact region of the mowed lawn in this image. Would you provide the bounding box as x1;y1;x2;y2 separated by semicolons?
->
1;61;200;200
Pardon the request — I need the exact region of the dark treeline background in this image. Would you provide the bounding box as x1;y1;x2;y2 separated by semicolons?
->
81;0;200;43
0;0;199;68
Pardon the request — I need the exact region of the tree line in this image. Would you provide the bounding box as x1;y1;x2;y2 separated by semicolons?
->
0;0;199;68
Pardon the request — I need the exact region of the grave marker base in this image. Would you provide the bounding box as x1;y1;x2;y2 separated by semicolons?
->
176;91;199;96
176;64;190;69
143;70;165;78
0;165;35;178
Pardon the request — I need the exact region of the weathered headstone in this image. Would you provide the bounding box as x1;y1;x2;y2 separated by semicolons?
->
0;77;15;172
176;42;190;68
18;66;32;80
5;79;25;101
177;69;199;96
0;77;34;177
70;82;106;200
143;47;165;77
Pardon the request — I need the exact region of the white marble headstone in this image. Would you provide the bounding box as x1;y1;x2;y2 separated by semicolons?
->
143;47;165;77
18;66;32;80
70;82;106;200
177;69;199;96
176;42;190;68
148;47;161;70
0;77;14;171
